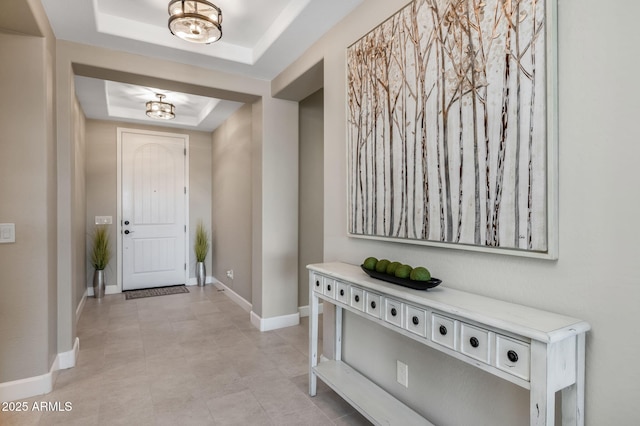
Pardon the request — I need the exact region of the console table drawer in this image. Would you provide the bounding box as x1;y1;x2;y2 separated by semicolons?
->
323;277;336;299
460;322;491;364
350;286;365;311
312;274;323;294
365;292;382;319
384;298;404;328
336;281;349;304
432;314;457;350
496;335;531;381
405;305;427;337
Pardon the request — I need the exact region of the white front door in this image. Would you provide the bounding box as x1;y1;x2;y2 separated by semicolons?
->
120;129;187;291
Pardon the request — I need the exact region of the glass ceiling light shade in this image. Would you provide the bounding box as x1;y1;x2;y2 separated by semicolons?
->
168;0;223;44
146;94;175;120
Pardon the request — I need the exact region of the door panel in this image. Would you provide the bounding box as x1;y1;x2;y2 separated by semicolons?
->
121;130;186;290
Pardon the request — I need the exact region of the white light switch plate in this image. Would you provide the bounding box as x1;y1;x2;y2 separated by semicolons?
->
0;223;16;243
95;216;112;225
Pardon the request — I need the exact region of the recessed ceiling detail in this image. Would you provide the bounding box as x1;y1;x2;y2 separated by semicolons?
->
42;0;363;131
42;0;362;78
75;77;242;132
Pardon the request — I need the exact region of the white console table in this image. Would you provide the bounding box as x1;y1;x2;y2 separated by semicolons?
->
308;262;590;426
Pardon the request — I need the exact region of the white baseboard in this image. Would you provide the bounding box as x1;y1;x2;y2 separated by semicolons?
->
298;303;324;317
58;338;80;370
212;278;252;313
104;284;120;295
212;278;299;331
0;370;53;403
88;285;119;296
250;311;300;332
250;311;261;330
76;290;87;320
186;275;215;286
0;338;78;402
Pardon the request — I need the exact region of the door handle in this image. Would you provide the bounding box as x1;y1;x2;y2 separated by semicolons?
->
124;220;130;225
124;230;134;235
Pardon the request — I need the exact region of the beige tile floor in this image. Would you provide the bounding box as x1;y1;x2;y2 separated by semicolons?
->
1;286;371;426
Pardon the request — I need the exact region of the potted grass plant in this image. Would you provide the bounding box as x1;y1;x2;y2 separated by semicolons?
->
91;225;111;299
194;220;210;286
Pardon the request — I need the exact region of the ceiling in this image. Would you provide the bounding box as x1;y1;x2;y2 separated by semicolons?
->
40;0;362;132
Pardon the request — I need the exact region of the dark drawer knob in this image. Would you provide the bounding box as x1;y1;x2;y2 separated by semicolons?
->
315;280;320;287
327;284;331;291
470;337;479;348
391;308;397;317
412;316;419;325
370;301;376;309
355;295;360;302
124;230;131;235
439;325;447;336
507;350;519;363
340;289;344;296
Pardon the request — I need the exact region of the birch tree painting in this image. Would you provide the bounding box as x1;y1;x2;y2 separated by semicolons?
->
348;0;552;253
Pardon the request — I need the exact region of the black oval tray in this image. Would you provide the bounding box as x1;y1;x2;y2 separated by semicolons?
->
361;265;441;290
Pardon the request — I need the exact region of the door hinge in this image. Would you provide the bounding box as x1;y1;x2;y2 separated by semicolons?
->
184;187;187;194
184;225;187;232
184;148;187;156
184;263;187;270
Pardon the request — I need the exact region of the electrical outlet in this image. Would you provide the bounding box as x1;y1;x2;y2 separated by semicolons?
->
397;360;408;388
226;270;234;279
0;223;15;243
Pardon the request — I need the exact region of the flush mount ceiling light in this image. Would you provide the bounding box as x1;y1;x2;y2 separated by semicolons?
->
146;94;175;120
168;0;223;44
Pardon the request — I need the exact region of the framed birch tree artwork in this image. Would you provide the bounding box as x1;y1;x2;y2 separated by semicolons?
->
347;0;558;258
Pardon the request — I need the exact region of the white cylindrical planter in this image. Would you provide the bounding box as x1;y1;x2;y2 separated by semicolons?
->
93;269;105;299
196;262;206;286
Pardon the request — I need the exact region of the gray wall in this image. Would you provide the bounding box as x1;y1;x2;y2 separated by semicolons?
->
73;97;87;309
211;103;253;302
84;120;117;288
0;31;57;381
251;100;264;316
189;127;213;278
255;97;299;319
85;120;213;289
274;0;640;423
298;90;324;307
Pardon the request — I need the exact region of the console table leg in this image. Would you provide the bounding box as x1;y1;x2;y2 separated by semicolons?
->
309;290;319;396
335;306;343;362
310;370;317;397
562;333;586;425
530;385;555;425
530;341;555;425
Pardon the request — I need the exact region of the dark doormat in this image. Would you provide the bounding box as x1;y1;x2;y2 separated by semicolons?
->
124;285;189;300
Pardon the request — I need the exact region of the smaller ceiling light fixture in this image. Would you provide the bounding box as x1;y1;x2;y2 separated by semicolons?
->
146;94;175;120
168;0;223;44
